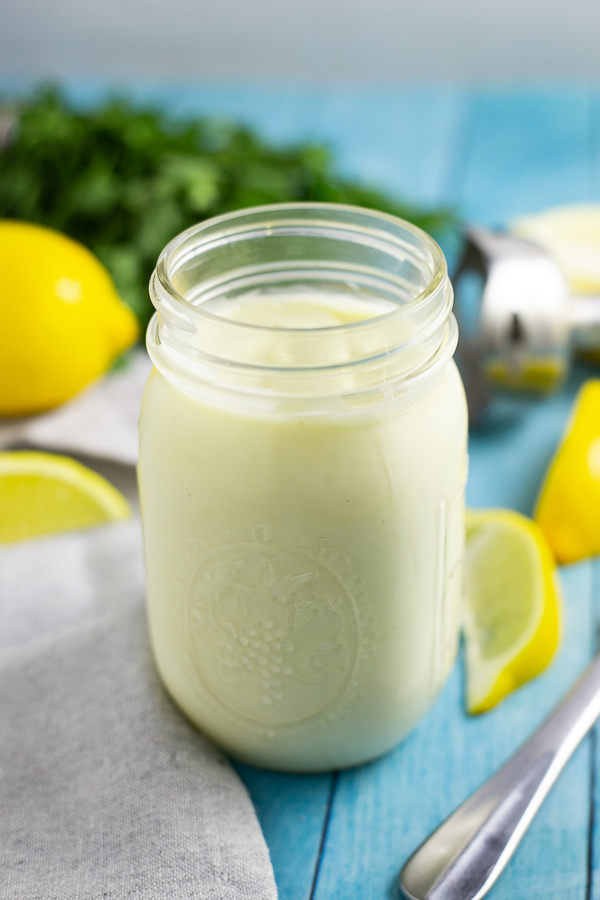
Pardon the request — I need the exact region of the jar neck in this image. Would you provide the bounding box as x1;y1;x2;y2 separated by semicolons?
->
147;203;457;409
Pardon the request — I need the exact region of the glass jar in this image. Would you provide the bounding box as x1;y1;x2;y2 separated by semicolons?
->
138;203;468;772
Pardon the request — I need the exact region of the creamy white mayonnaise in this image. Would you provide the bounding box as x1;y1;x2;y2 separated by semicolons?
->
139;288;467;771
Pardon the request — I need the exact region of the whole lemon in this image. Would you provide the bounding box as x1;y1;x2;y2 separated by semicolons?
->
0;221;139;416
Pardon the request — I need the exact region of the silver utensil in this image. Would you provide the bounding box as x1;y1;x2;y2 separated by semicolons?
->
453;227;600;424
399;651;600;900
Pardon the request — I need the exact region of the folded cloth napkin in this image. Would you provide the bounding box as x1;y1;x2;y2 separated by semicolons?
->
0;350;152;465
0;519;278;900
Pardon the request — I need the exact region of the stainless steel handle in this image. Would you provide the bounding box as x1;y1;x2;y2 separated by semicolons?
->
399;652;600;900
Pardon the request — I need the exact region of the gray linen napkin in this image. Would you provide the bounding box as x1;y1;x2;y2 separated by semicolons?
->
0;350;152;465
0;519;278;900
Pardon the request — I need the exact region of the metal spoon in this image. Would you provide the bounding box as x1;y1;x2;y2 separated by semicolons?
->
453;227;600;425
399;651;600;900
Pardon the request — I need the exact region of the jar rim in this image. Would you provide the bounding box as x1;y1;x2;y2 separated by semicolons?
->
148;202;456;404
153;201;448;337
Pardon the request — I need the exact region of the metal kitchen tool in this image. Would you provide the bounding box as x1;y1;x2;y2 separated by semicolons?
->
453;227;600;423
399;650;600;900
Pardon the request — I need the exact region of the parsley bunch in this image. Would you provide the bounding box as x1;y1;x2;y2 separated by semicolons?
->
0;88;454;327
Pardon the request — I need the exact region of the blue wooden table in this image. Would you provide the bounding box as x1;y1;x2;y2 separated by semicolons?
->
9;79;600;899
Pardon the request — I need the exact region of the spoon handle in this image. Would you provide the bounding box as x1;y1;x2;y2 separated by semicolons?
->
400;652;600;900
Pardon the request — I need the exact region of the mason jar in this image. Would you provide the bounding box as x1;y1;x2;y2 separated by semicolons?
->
138;203;468;772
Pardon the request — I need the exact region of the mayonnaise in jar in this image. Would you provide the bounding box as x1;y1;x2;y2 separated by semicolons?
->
139;204;468;772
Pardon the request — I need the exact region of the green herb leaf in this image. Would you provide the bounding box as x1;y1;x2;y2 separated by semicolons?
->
0;87;457;329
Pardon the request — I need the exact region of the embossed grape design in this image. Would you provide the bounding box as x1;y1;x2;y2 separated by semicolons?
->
186;543;358;725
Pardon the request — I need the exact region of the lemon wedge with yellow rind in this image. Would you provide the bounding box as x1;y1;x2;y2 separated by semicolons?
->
535;380;600;564
464;508;561;715
0;451;131;544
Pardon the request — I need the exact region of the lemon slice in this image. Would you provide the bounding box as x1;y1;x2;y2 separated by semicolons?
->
463;508;561;714
0;451;131;543
535;380;600;564
510;204;600;295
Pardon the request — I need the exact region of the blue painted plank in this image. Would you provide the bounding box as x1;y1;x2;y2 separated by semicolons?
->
313;562;595;900
467;362;597;515
459;87;592;227
234;763;331;900
294;87;472;208
0;78;354;151
587;559;600;899
590;90;600;201
57;81;333;146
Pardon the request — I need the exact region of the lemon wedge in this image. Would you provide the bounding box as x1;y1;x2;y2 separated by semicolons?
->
535;380;600;564
0;451;131;543
463;508;561;714
511;204;600;295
